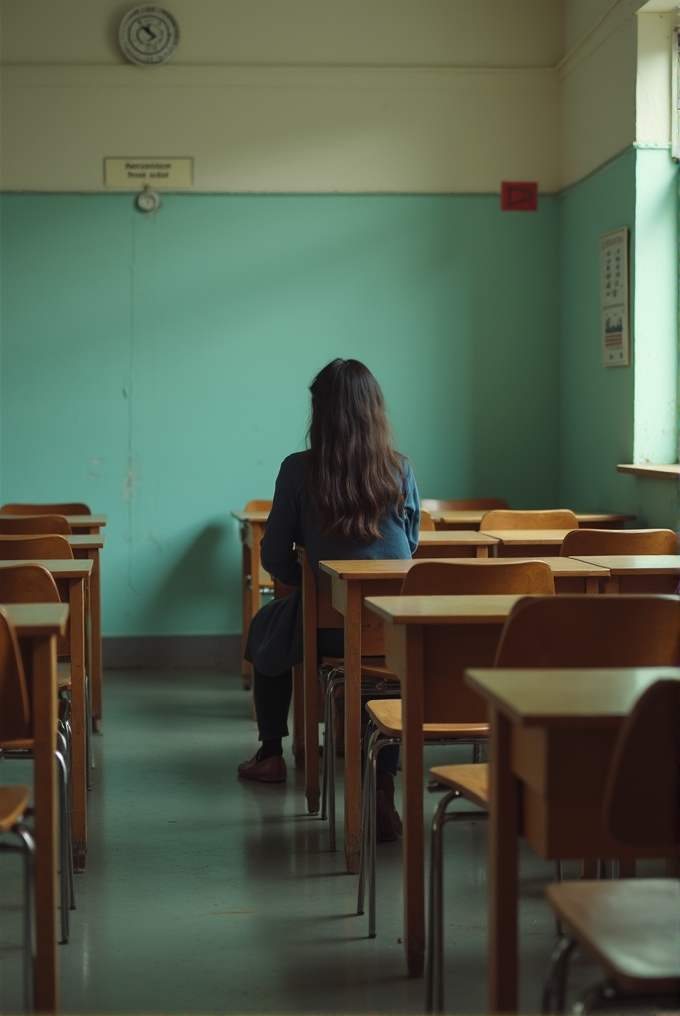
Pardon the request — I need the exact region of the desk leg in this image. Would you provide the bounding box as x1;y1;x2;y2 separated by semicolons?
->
31;634;59;1014
89;549;103;731
402;626;425;977
69;578;88;871
488;706;519;1013
343;584;362;874
475;546;489;558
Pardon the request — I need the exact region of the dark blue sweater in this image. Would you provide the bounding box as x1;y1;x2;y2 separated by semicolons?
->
261;450;420;585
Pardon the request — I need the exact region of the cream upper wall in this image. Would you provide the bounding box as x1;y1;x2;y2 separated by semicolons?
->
1;1;563;68
0;0;563;193
637;11;674;143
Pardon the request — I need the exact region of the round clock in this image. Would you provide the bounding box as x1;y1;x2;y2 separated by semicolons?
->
119;6;179;66
136;189;161;212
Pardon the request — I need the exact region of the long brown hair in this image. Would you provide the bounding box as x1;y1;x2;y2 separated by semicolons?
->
307;359;405;542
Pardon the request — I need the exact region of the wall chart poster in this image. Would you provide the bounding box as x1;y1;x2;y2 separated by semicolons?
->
599;227;630;367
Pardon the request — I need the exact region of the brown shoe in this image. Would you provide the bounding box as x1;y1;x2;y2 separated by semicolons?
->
376;772;402;841
237;751;287;783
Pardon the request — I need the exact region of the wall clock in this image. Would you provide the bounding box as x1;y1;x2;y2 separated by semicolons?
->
119;6;179;66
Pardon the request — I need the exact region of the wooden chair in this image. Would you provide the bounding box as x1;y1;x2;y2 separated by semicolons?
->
1;502;91;516
0;565;76;942
494;594;680;668
480;509;578;530
0;514;72;535
0;783;35;1010
0;535;74;560
421;498;509;512
244;499;274;597
359;560;555;938
560;528;679;556
542;678;679;1014
425;595;680;1014
419;508;436;531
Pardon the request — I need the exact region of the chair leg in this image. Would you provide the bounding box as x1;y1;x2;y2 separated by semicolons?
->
542;933;577;1014
86;674;95;782
320;669;331;821
55;750;72;943
17;825;36;1013
554;860;564;936
327;672;343;852
426;790;459;1014
366;733;400;939
357;721;377;916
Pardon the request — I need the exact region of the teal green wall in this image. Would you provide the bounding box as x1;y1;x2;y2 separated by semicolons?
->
559;148;679;529
0;193;560;637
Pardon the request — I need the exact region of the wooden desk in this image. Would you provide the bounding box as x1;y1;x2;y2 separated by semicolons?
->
464;666;680;1014
0;559;93;870
364;594;522;977
67;516;106;731
571;555;680;594
481;529;574;557
0;523;106;730
432;512;635;531
414;531;498;557
231;510;270;684
4;602;69;1014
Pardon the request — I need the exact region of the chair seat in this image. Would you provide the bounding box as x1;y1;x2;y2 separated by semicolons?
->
321;656;399;684
546;878;680;993
0;784;31;833
0;739;33;752
366;699;489;740
57;659;71;690
429;763;489;810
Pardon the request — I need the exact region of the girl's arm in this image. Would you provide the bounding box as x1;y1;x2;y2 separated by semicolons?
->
260;456;303;587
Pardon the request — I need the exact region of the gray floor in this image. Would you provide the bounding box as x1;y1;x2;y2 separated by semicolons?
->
0;668;654;1014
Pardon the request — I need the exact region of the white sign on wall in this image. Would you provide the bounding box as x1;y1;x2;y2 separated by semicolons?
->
599;227;630;367
104;158;193;189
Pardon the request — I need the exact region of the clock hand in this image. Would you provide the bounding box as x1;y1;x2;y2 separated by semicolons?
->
141;24;157;40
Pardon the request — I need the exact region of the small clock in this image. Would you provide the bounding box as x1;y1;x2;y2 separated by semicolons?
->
136;189;161;213
119;6;179;66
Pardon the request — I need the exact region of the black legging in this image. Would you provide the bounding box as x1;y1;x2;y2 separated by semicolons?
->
252;628;399;776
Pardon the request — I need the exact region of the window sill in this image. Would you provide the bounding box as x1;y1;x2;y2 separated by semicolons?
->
617;463;680;480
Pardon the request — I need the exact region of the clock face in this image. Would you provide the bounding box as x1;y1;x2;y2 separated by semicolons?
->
119;6;179;66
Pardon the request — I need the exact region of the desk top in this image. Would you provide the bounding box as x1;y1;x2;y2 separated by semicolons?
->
2;602;70;635
572;555;680;574
366;593;523;624
481;529;573;545
0;534;105;550
431;510;635;525
231;510;269;523
0;559;93;578
320;556;610;581
64;514;107;529
417;531;498;546
465;667;680;727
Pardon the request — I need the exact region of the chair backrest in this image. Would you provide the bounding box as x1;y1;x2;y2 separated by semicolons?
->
401;559;555;595
244;499;272;512
604;678;679;850
481;508;578;530
0;514;72;536
0;563;61;604
495;594;680;667
560;527;679;557
419;508;436;531
0;535;74;560
0;606;31;742
1;502;91;516
420;498;509;512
